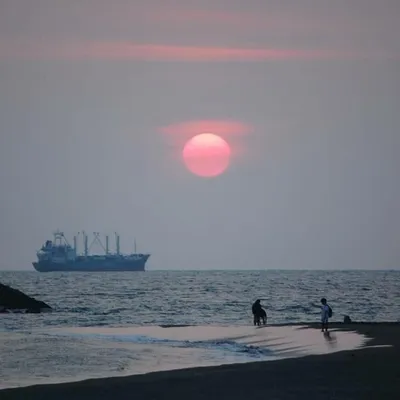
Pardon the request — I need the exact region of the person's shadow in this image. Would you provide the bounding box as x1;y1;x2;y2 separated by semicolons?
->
323;331;337;348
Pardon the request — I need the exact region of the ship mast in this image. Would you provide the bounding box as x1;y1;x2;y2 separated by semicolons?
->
73;233;78;254
115;232;120;255
82;231;88;257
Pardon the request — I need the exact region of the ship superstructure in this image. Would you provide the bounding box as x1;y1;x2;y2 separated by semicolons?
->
33;231;150;272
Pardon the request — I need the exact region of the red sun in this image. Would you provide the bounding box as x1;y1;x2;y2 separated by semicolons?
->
182;133;231;177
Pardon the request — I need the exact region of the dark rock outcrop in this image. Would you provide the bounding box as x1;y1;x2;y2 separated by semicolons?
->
0;282;52;313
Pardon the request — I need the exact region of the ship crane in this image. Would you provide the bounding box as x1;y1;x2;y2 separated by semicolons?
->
88;232;107;254
53;230;70;247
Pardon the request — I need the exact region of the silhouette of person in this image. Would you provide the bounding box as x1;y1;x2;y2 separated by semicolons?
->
252;299;267;325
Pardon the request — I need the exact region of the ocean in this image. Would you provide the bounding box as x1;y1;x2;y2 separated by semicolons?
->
0;270;399;389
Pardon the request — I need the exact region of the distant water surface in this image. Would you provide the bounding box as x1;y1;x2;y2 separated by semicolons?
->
0;270;398;330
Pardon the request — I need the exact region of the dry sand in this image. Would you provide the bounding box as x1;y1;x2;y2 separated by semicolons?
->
1;322;399;399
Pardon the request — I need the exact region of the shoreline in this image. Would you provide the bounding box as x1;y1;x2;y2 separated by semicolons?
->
2;322;399;399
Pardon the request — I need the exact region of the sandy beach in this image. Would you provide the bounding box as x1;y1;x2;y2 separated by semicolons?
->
1;322;399;400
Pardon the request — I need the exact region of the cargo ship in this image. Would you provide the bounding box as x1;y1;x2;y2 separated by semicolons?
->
32;231;150;272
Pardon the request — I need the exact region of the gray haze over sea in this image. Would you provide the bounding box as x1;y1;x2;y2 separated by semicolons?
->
0;270;399;389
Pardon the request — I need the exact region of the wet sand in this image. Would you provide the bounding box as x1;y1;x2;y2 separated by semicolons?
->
2;322;399;399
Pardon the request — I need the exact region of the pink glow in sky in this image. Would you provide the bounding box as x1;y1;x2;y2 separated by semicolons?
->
160;120;251;164
0;39;354;62
161;120;251;138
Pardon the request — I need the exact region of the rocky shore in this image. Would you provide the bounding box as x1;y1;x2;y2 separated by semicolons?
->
0;282;51;313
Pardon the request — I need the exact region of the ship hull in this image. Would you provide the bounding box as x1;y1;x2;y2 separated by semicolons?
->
32;256;149;272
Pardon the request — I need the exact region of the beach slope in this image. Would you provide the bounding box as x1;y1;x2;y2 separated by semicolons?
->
2;323;399;400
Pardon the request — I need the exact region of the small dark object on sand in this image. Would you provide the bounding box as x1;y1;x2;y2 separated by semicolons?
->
344;315;352;324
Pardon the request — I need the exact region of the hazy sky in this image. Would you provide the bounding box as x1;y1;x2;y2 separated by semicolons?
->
1;0;399;270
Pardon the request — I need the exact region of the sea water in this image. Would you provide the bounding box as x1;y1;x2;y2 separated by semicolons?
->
0;270;398;389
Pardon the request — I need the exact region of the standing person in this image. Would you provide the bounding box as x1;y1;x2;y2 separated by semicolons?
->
320;298;331;332
252;299;267;326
